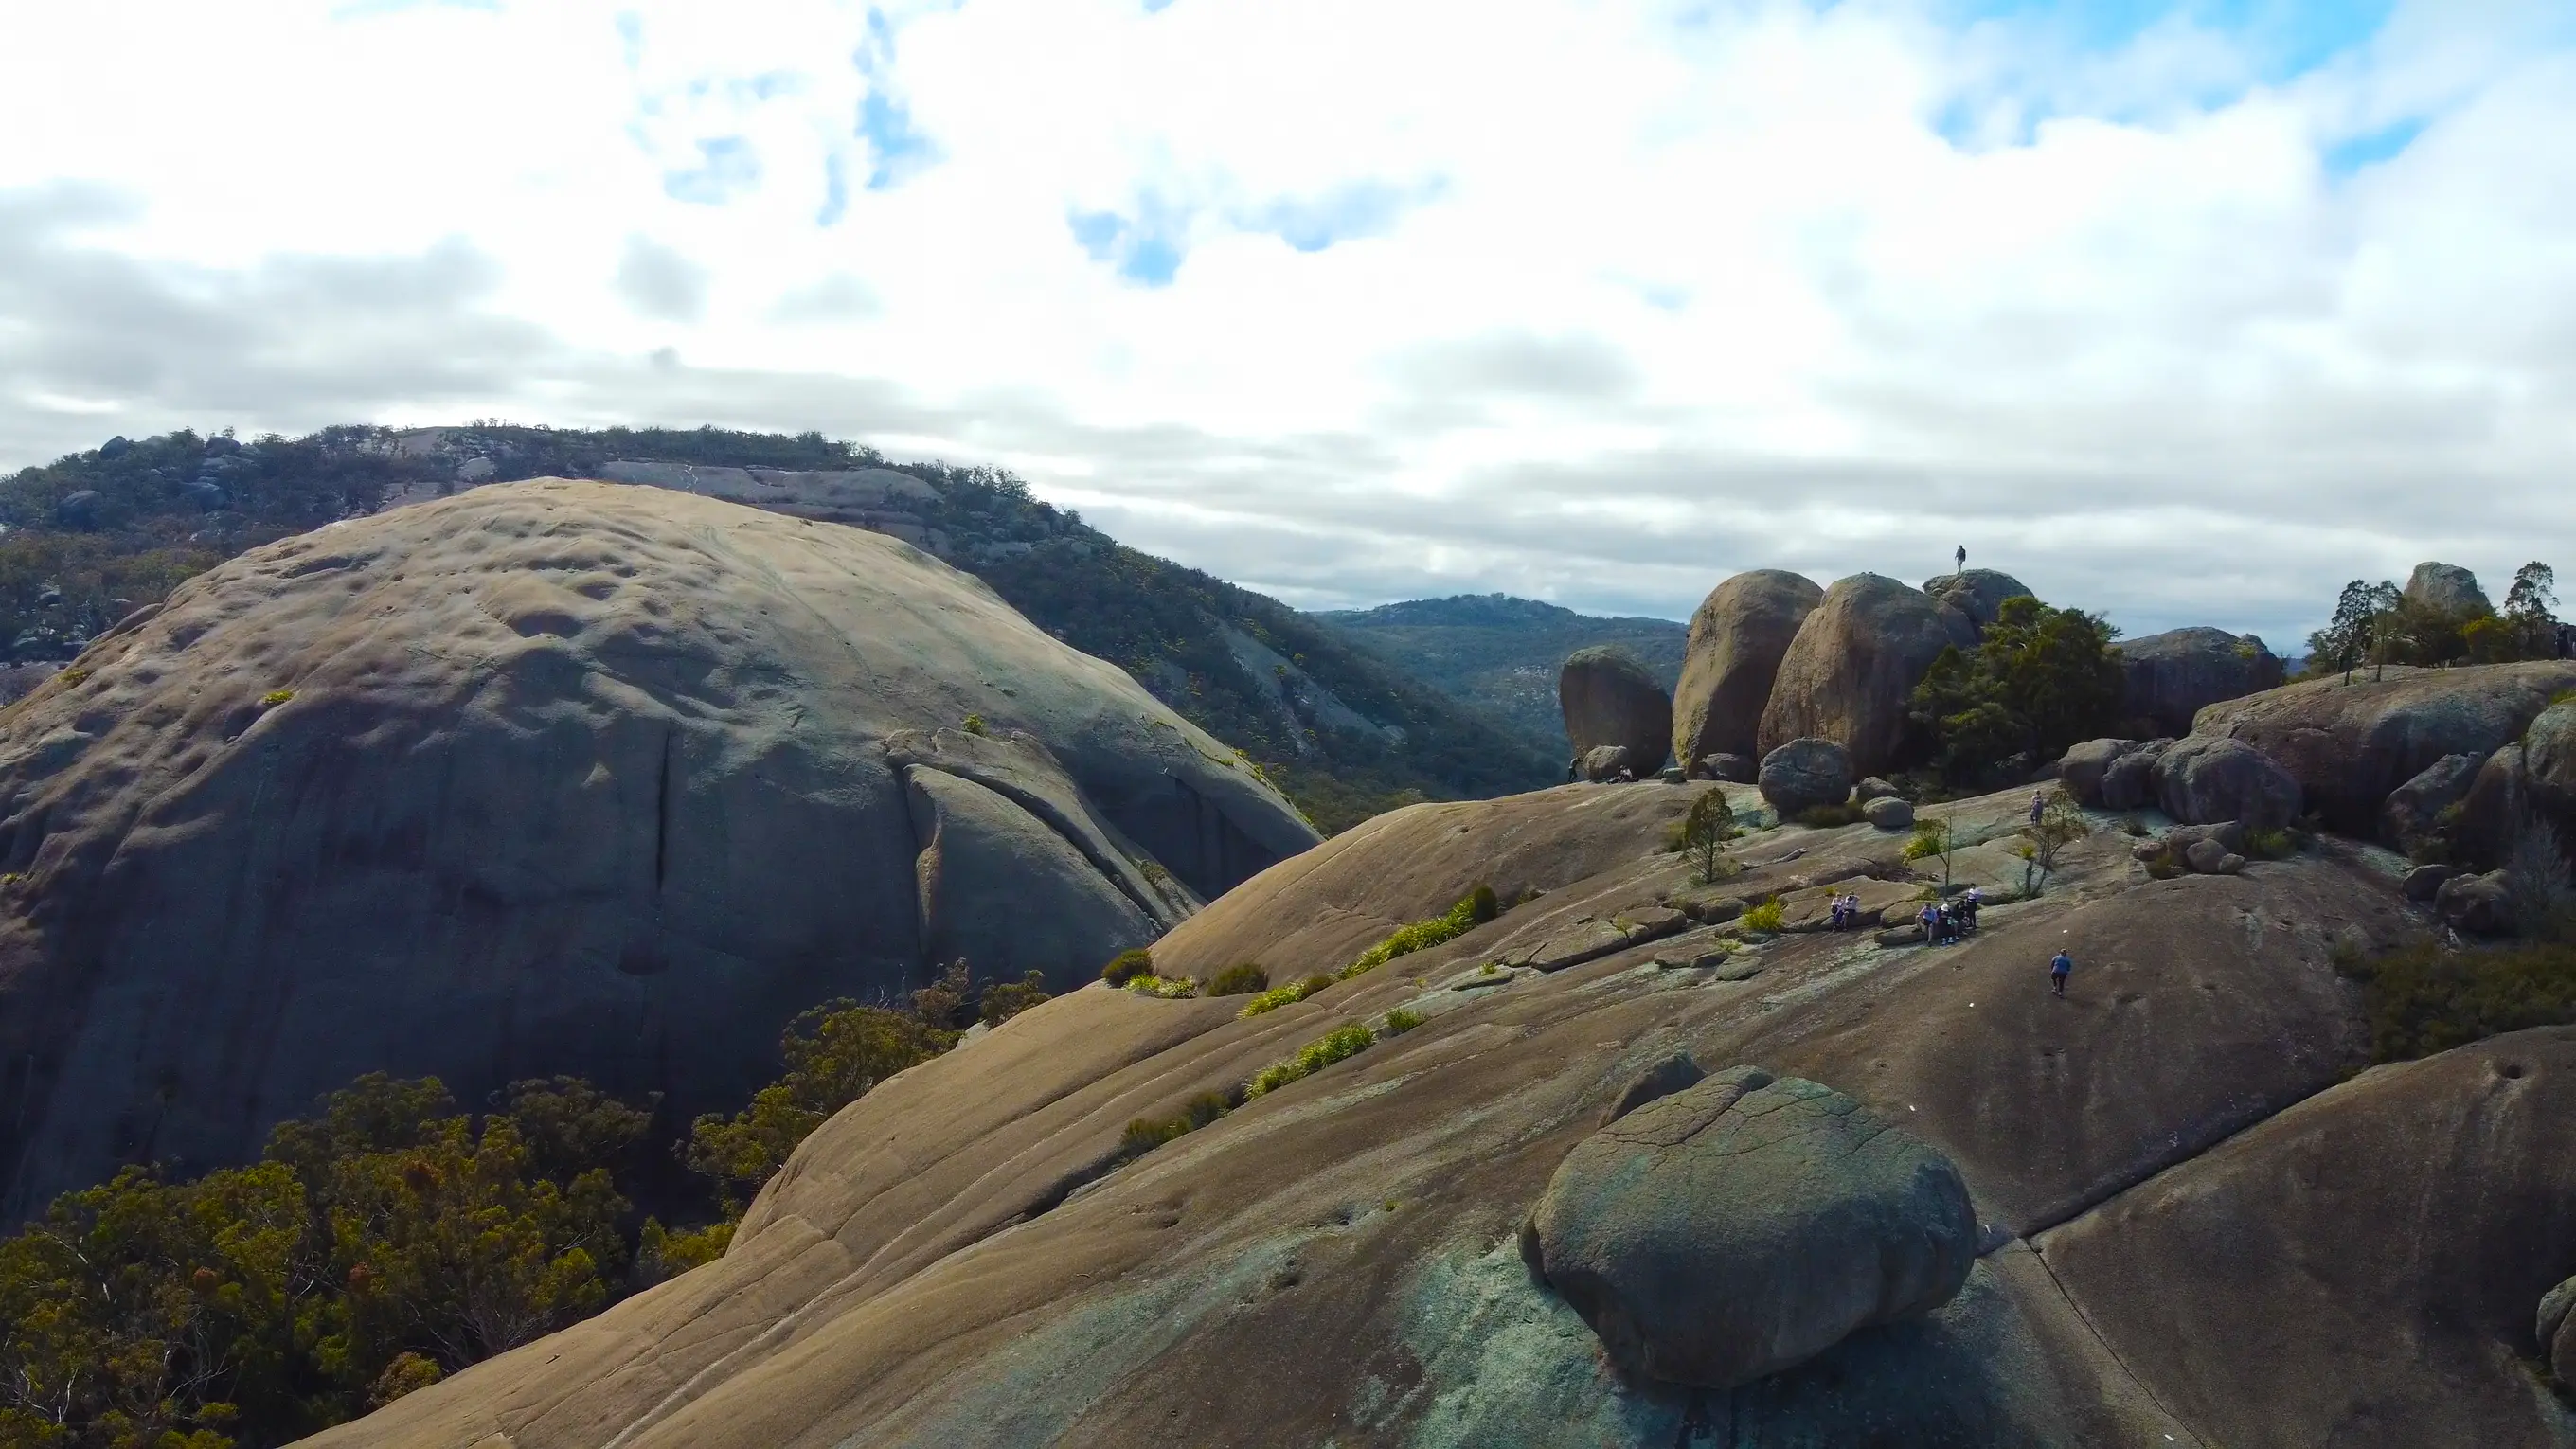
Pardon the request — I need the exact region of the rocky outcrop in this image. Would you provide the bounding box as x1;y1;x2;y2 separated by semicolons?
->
1561;646;1673;777
1920;568;2032;634
2526;698;2576;825
0;481;1317;1221
1864;796;1915;831
2381;752;2482;855
2190;662;2576;833
2060;739;2135;806
2117;627;2284;737
2543;1276;2576;1391
1757;737;1856;816
1524;1069;1977;1390
1696;751;1756;783
2458;743;2531;869
2435;870;2513;935
2154;736;2302;830
1671;570;1821;769
2404;561;2491;617
1578;743;1635;782
1759;574;1976;776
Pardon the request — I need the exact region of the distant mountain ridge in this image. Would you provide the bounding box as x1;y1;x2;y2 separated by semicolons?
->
1316;593;1689;760
0;425;1558;832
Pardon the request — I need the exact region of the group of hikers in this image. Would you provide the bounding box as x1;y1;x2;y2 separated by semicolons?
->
1916;890;1981;943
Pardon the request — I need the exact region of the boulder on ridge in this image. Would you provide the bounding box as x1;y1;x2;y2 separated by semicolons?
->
2153;736;2302;830
1920;569;2032;634
2060;739;2137;807
1561;646;1673;777
1759;574;1976;776
2189;662;2576;833
1671;570;1822;768
1523;1068;1977;1390
2380;753;2483;856
1758;738;1856;817
2403;562;2492;618
0;480;1316;1220
2117;628;2284;737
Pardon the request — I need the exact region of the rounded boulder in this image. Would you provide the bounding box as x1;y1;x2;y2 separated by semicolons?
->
1672;570;1821;768
2118;628;2284;738
1758;574;1977;776
1920;568;2031;634
1561;646;1673;776
1523;1067;1977;1390
1759;737;1856;817
2154;736;2302;830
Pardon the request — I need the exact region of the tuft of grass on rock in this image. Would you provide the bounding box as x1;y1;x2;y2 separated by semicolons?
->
1124;975;1198;999
1740;900;1784;934
1200;962;1271;997
1100;948;1155;987
1247;1022;1378;1098
1121;1090;1234;1155
1382;1007;1424;1035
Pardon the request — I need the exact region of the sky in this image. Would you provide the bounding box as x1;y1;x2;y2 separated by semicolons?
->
3;0;2573;645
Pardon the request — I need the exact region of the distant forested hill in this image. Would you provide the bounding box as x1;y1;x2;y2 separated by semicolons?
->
1315;594;1688;760
0;424;1555;831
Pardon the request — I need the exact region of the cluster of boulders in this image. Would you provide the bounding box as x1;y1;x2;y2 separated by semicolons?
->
1571;562;2288;789
2127;821;2251;877
2061;736;2302;829
1522;1062;1977;1390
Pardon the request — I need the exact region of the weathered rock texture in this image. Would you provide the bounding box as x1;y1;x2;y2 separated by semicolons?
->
1921;569;2033;634
1758;737;1857;817
2404;561;2492;617
0;481;1316;1219
1759;574;1977;776
2117;627;2284;737
2190;662;2576;833
2153;735;2302;830
1671;570;1822;767
2381;752;2483;855
293;765;2561;1449
1561;646;1673;776
1524;1068;1977;1389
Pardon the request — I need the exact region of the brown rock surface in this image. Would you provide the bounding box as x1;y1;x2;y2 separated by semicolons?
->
295;774;2514;1449
2116;627;2284;737
0;480;1317;1219
1561;645;1673;776
2041;1027;2576;1449
2190;661;2576;833
1671;569;1822;767
1758;573;1977;776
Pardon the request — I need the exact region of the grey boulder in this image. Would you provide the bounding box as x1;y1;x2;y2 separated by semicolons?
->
2405;562;2492;618
2155;736;2301;830
2402;864;2458;903
2059;739;2137;807
0;479;1318;1222
1758;574;1976;777
2118;628;2284;737
1864;796;1915;831
1671;570;1821;768
1854;776;1900;801
2526;699;2576;825
2381;753;2483;855
1920;568;2032;634
1561;646;1673;777
1523;1068;1977;1390
1578;743;1635;782
1697;751;1757;784
2542;1276;2576;1390
55;490;104;528
2100;738;2174;812
1759;737;1856;817
2435;871;2513;936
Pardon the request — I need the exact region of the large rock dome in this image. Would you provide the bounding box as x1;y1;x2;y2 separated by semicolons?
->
1757;574;1976;776
1671;569;1821;768
0;480;1318;1217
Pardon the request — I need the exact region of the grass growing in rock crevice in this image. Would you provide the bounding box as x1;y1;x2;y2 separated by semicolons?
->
1239;885;1500;1018
2338;939;2576;1062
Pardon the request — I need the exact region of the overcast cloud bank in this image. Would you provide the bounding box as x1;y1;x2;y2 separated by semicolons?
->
3;0;2572;641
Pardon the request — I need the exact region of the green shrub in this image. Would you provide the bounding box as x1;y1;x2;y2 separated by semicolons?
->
1125;975;1198;999
2143;843;2186;880
2338;939;2576;1062
961;712;988;736
1120;1091;1234;1154
59;666;91;688
1100;948;1154;986
1740;900;1784;934
2245;827;2298;861
1201;962;1271;997
1383;1007;1424;1035
977;971;1052;1026
1794;802;1864;829
1246;1022;1378;1098
260;688;295;707
1333;884;1504;982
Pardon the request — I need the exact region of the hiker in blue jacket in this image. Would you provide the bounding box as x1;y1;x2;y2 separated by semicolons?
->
2049;949;2073;997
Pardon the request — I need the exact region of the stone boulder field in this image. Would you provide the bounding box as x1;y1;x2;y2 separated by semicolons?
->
0;480;1317;1219
301;769;2576;1449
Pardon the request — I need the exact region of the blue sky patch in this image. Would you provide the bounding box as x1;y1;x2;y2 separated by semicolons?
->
858;93;937;189
663;137;761;205
818;153;850;226
1940;0;2397;81
2322;116;2425;177
1070;206;1188;286
1245;179;1437;253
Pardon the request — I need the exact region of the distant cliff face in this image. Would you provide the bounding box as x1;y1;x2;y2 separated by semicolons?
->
1316;594;1688;760
0;480;1318;1221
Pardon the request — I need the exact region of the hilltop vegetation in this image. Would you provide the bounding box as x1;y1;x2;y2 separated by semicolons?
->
0;425;1554;830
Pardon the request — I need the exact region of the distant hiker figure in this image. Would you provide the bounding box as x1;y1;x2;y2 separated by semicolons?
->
2049;949;2072;997
1955;544;1967;575
2030;791;2047;827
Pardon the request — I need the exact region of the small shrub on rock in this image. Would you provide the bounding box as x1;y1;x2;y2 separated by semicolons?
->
1120;1091;1233;1155
1246;1022;1378;1098
2337;939;2576;1062
1335;885;1503;982
1201;962;1271;997
1795;802;1864;829
2244;827;2298;861
1125;975;1198;999
977;971;1051;1026
1740;900;1784;934
1383;1007;1424;1035
1100;948;1154;987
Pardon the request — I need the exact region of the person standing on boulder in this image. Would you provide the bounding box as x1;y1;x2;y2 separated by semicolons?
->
2049;949;2072;997
1955;544;1967;576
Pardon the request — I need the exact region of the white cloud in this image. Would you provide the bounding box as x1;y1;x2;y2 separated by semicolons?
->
2;0;2573;647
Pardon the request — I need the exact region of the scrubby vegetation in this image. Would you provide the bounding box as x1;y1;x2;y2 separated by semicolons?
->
1100;948;1156;986
2340;939;2576;1063
1673;789;1740;886
2303;563;2564;679
1740;900;1785;934
1119;1092;1235;1156
1123;975;1200;999
1794;802;1865;829
1247;1023;1381;1098
0;959;1057;1449
1198;963;1271;997
1908;596;2124;784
